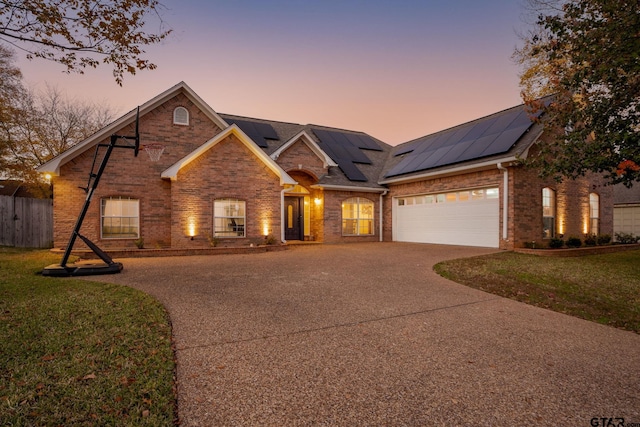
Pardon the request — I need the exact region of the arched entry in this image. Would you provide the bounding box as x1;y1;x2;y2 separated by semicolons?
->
285;184;309;241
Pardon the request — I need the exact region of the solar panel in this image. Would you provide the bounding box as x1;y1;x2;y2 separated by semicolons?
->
434;139;476;166
336;158;368;181
384;104;535;178
254;122;279;140
479;125;530;157
348;133;382;151
312;128;377;182
394;142;419;157
225;118;279;148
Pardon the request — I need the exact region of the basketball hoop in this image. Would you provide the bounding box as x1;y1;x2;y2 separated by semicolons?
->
143;143;165;162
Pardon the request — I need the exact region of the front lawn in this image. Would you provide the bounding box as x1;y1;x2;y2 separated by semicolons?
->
0;248;176;425
434;249;640;333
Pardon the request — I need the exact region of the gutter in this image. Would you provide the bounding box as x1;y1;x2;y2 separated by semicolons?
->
379;156;519;185
310;183;387;193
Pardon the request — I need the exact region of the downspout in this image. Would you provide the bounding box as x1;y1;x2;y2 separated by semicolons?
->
379;190;388;242
497;163;508;243
280;186;296;243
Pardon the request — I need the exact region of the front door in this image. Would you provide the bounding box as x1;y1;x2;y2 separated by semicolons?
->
285;197;303;240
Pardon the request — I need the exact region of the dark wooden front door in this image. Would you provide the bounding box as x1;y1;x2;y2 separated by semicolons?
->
284;197;303;240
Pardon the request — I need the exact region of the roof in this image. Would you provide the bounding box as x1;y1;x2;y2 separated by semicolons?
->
381;103;543;183
218;114;392;190
36;82;548;190
614;183;640;205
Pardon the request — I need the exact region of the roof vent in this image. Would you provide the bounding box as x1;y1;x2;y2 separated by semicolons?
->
173;107;189;126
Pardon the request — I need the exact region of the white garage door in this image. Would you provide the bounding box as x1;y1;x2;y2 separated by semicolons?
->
394;188;500;248
614;205;640;237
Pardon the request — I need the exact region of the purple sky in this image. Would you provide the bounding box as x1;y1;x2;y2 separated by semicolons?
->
16;0;529;145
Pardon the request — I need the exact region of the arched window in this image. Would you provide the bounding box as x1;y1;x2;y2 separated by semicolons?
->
542;187;556;239
589;193;599;235
173;106;189;125
342;197;374;236
214;198;245;237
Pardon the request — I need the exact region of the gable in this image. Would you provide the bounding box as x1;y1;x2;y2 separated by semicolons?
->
162;125;296;186
37;82;228;176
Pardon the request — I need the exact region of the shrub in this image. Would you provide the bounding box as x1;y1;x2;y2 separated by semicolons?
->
207;233;219;247
524;241;537;249
615;232;639;244
584;234;597;246
134;237;144;249
264;235;278;245
566;236;582;248
548;238;564;249
597;234;612;245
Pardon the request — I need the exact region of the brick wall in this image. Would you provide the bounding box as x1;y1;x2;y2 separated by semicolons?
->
276;140;328;181
171;134;283;248
512;164;613;247
53;92;222;250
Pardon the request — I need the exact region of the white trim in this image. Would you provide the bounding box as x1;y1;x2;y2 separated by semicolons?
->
37;81;228;175
378;157;520;185
161;124;297;186
271;130;338;168
173;106;189;125
497;162;509;241
310;184;387;193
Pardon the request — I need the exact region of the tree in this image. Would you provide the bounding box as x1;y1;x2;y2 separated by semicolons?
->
515;0;640;186
0;0;171;85
0;81;114;187
0;44;22;165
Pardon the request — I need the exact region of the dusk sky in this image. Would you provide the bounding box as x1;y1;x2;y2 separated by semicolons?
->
16;0;530;145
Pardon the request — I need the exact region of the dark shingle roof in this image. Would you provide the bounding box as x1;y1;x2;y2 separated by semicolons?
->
384;103;540;179
218;114;392;188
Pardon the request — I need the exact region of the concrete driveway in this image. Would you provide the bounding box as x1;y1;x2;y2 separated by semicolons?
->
89;242;640;426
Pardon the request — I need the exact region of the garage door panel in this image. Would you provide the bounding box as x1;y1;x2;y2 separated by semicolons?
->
614;206;640;236
395;190;499;248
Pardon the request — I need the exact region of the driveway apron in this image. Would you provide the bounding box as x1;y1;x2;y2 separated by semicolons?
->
87;242;640;426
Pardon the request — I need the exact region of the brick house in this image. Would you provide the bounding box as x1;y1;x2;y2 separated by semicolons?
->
37;82;612;251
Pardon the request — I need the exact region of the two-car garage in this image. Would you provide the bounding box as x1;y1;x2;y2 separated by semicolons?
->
393;187;500;248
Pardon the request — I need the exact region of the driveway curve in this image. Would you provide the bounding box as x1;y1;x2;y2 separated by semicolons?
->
88;242;640;426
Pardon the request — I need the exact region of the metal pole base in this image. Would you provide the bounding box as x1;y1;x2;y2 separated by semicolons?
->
41;261;123;277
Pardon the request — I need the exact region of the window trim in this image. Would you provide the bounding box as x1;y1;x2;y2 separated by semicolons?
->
542;187;556;239
101;196;140;239
173;106;189;126
341;197;374;236
589;192;599;235
213;198;246;238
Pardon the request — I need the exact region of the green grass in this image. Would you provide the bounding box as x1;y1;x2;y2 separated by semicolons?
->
434;249;640;333
0;248;176;426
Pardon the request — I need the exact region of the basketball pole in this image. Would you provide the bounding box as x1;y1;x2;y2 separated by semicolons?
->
42;108;140;277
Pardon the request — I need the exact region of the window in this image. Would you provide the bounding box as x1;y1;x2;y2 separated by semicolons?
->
173;106;189;125
486;188;499;199
342;197;374;236
542;187;556;239
589;193;599;235
214;198;245;237
101;197;139;238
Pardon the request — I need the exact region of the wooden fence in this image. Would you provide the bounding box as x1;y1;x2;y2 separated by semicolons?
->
0;195;53;248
